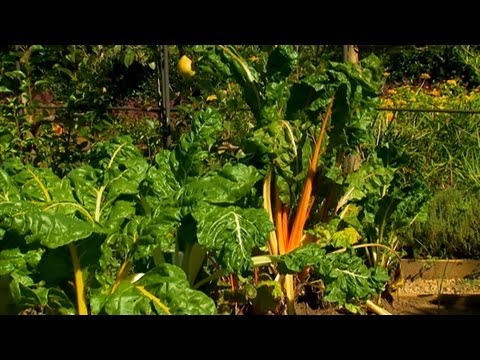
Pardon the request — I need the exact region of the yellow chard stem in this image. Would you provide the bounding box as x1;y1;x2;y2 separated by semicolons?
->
284;274;295;315
68;243;88;315
273;182;287;255
111;260;132;294
136;286;171;315
263;169;278;255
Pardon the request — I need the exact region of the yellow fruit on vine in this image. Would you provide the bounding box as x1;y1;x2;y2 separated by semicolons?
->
177;55;196;77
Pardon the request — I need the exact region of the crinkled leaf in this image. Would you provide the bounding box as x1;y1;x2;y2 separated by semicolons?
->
15;167;76;203
266;46;298;83
0;247;44;276
141;150;181;211
193;202;274;274
0;168;22;203
103;264;216;315
260;82;291;125
68;136;148;224
0;86;12;93
331;227;361;248
68;166;102;213
321;252;389;305
9;273;75;314
136;208;181;257
96;211;181;290
280;243;327;273
278;244;388;306
251;280;283;314
181;163;261;206
45;288;76;315
103;200;136;233
0;202;94;248
339;204;363;230
172;108;223;182
344;156;395;201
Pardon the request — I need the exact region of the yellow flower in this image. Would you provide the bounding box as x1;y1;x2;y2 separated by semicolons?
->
249;55;260;62
431;89;441;97
383;72;391;77
383;98;394;107
387;88;397;95
206;94;217;102
386;112;394;122
420;73;431;80
447;79;457;86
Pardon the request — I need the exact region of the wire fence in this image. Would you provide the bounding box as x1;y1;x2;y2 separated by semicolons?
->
31;104;480;115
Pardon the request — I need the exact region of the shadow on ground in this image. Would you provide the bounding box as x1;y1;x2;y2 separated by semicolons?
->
390;294;480;315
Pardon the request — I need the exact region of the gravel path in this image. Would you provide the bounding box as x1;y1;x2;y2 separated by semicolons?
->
398;278;480;296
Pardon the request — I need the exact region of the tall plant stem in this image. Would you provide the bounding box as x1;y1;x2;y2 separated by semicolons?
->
68;243;88;315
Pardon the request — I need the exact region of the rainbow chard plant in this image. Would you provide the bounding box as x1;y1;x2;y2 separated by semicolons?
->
214;45;391;314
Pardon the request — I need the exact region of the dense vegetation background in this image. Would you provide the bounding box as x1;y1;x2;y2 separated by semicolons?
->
2;45;480;315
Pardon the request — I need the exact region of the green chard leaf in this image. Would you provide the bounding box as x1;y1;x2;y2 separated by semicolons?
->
265;46;298;83
278;244;389;306
181;163;261;206
0;247;44;276
193;202;274;274
172;108;224;182
0;202;94;248
103;264;216;315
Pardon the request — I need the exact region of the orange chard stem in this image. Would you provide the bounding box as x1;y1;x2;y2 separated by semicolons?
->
273;182;287;255
288;97;335;252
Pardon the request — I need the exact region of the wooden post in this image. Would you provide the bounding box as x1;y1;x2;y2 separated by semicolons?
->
343;45;359;65
157;45;172;148
342;45;362;174
14;45;25;117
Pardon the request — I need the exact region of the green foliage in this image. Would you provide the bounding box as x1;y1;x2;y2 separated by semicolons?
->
251;280;283;314
278;244;388;307
401;188;480;259
382;80;480;192
377;45;480;87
